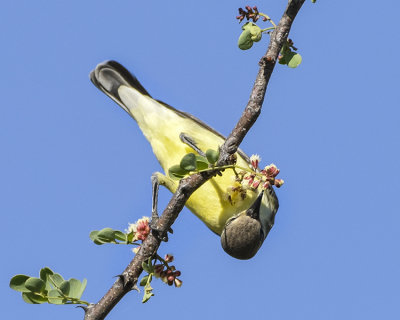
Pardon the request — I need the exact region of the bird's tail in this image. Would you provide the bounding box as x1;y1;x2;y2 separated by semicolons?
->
90;60;152;115
90;60;199;171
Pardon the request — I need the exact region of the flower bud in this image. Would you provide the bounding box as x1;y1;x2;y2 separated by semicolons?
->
262;181;271;189
274;179;284;188
132;217;150;241
154;264;164;276
264;164;280;178
252;180;261;189
161;274;168;284
167;275;175;282
174;278;183;288
250;154;261;170
164;254;174;262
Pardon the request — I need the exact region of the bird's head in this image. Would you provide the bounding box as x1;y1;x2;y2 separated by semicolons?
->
220;188;279;259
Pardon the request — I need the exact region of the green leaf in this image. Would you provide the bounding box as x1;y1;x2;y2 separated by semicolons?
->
142;258;154;274
96;228;116;242
168;164;188;180
40;267;54;281
142;282;154;303
287;52;302;68
147;258;154;273
79;279;87;299
142;261;151;273
238;22;261;50
48;289;66;305
195;155;209;170
25;277;45;293
10;274;30;292
127;231;135;243
280;43;291;55
40;267;54;291
89;230;99;241
22;292;47;304
278;56;287;65
114;230;126;242
68;278;87;300
139;275;149;286
93;238;107;245
206;149;219;165
49;273;64;287
180;153;197;171
68;279;82;299
249;24;262;42
238;28;253;50
59;280;70;295
90;230;109;245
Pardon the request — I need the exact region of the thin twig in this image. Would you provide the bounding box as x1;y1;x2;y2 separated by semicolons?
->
84;1;305;319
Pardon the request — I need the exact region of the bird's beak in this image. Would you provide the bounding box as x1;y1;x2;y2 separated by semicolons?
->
246;190;264;220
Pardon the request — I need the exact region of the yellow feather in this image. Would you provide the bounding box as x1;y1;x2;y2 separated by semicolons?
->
118;85;258;234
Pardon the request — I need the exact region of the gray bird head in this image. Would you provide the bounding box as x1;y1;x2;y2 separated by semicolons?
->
221;188;279;260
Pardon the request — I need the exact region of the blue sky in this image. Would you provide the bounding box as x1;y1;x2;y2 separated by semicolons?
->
2;1;400;319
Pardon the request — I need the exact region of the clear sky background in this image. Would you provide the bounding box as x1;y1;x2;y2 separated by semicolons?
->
2;1;399;319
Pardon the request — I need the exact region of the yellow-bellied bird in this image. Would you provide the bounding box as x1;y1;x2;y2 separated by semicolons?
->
90;61;279;259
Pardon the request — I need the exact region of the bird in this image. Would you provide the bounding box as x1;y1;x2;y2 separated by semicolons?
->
90;60;279;259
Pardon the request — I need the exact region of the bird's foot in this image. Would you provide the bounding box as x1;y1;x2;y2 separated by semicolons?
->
150;216;173;242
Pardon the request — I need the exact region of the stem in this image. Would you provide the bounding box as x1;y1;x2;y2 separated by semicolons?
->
258;13;277;27
261;27;275;33
66;298;91;306
156;254;170;269
194;164;267;181
113;241;141;246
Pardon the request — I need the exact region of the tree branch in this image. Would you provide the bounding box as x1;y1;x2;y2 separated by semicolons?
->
84;1;305;319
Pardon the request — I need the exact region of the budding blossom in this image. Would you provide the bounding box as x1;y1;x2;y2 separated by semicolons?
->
135;217;150;241
263;163;280;178
233;155;284;196
250;154;261;170
154;254;183;288
126;216;150;242
174;278;183;288
236;6;261;22
159;267;182;287
274;179;284;188
126;217;151;256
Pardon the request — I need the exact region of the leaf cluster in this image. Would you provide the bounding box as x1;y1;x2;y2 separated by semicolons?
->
168;149;219;180
238;22;262;50
140;259;155;303
90;227;135;245
9;267;88;305
279;40;302;68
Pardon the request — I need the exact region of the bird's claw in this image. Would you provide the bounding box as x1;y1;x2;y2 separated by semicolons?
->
150;217;173;242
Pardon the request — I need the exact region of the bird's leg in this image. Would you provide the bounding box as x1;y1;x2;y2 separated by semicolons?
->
179;133;206;157
150;173;173;242
180;132;224;176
